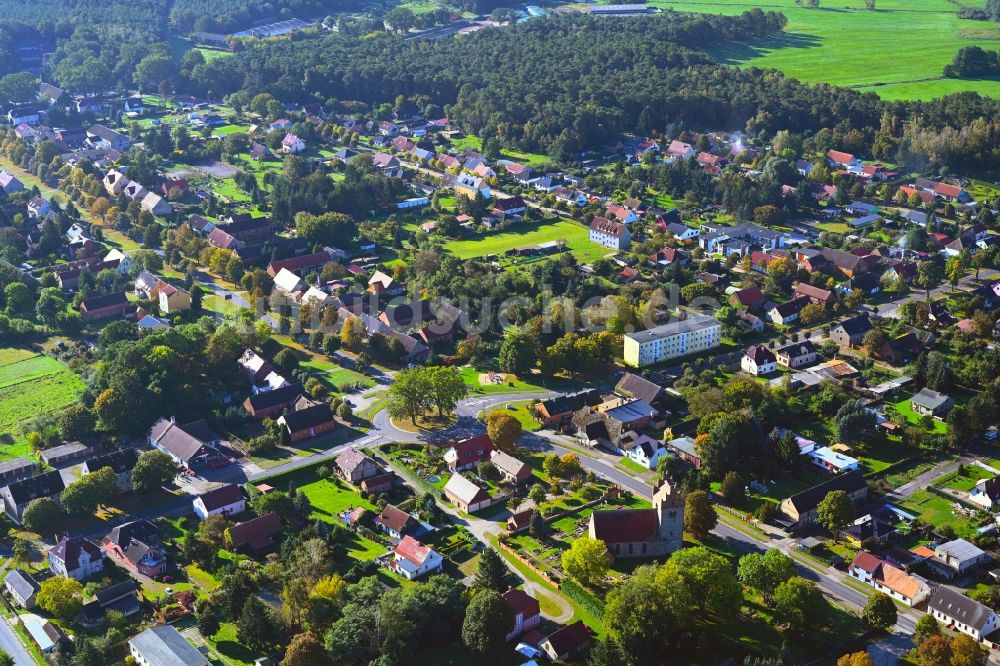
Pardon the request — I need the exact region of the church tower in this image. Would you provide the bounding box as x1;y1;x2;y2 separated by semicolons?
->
654;479;685;554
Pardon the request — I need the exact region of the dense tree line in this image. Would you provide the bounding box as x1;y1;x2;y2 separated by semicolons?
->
170;0;353;33
0;0;349;39
944;46;1000;78
171;11;1000;174
186;12;789;156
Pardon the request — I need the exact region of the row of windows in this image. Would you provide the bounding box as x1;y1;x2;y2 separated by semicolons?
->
612;542;648;555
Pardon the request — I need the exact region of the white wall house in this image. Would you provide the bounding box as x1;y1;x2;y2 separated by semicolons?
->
741;346;776;376
391;536;443;580
193;484;246;520
928;586;1000;641
588;217;631;250
623;315;721;367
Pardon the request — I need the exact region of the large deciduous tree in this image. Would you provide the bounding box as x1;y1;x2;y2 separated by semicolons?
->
773;577;828;634
60;467;117;516
737;549;794;601
684;490;717;540
816;490;855;540
131;450;178;493
282;631;333;666
862;592;896;632
36;577;84;620
485;411;522;453
561;537;609;587
22;497;61;533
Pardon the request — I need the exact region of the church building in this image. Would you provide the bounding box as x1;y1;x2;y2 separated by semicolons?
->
587;480;685;558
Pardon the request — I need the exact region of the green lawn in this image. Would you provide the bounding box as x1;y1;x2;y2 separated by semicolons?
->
899;489;979;537
816;222;852;234
444;218;613;264
0;354;67;388
481;400;542;432
449;134;551;167
299;356;375;393
209;622;256;666
618;457;651;475
195;47;233;62
891;392;948;433
272;470;390;565
0;350;84;460
459;365;580;396
657;0;1000;100
933;465;994;492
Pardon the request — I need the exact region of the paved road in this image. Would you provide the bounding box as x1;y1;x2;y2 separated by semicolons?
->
196;274;278;329
875;270;999;318
0;620;33;666
371;392;558;444
519;429;926;655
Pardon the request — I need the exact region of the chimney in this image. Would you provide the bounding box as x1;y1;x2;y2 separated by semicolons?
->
170;416;176;425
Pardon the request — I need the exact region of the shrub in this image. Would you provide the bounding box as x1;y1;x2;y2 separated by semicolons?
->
560;578;605;619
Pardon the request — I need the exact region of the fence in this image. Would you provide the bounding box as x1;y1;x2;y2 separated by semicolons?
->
496;539;562;587
926;483;984;513
717;503;761;527
533;490;618;528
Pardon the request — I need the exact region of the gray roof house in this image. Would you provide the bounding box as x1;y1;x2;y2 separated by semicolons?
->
4;569;40;608
910;388;954;417
928;585;1000;640
129;625;208;666
147;418;222;469
931;538;991;578
1;470;65;523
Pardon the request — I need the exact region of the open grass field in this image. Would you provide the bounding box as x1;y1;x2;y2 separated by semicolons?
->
899;488;979;537
481;400;543;432
0;350;84;460
891;391;949;433
444;218;613;264
194;46;232;62
0;354;69;388
450;134;551;167
654;0;1000;100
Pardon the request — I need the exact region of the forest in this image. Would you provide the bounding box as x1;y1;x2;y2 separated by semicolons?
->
191;12;794;157
0;0;351;39
175;11;1000;172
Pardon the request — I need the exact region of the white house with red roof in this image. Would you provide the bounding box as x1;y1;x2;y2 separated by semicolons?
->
444;434;495;471
604;202;639;224
827;149;861;170
391;535;442;580
281;133;304;154
848;551;930;607
494;195;527;217
666;140;695;161
503;588;541;640
589;217;631;250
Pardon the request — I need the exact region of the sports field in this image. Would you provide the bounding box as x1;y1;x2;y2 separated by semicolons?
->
0;349;85;460
444;218;614;264
652;0;1000;100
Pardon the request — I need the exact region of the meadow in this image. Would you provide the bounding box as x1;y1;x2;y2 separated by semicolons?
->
0;350;85;460
444;218;613;264
653;0;1000;100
